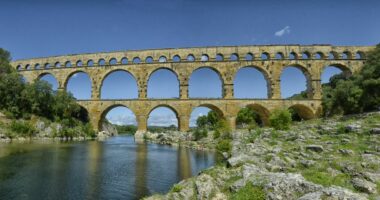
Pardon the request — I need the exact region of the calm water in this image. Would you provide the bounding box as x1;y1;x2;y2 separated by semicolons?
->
0;135;216;200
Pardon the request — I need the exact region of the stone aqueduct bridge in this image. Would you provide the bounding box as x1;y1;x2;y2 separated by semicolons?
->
11;45;373;133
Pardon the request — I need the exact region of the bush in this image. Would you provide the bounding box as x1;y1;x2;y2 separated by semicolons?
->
193;128;208;141
214;119;232;139
216;139;232;153
170;184;183;193
9;120;36;137
269;109;292;130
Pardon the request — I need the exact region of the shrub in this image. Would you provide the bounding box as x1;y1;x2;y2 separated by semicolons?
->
216;139;232;153
9;120;36;137
269;109;292;130
215;119;232;139
230;183;265;200
170;184;183;193
193;128;208;141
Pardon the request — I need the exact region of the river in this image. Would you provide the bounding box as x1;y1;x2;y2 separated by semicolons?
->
0;135;216;200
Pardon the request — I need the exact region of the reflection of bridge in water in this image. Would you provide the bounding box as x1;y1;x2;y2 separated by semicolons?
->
12;45;372;133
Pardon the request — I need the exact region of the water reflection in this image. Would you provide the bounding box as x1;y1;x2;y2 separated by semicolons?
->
0;136;216;200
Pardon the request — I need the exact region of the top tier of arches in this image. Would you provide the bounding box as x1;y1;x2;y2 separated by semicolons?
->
13;45;372;71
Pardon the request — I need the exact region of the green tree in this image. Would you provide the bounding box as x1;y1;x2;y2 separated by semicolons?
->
269;109;292;130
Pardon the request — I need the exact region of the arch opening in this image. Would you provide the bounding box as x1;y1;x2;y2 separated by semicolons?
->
109;58;117;65
98;59;106;66
38;73;59;91
234;66;268;98
230;53;239;61
145;56;153;63
147;68;179;98
87;60;94;67
245;53;254;61
189;105;224;129
236;104;270;128
201;54;209;61
281;65;310;99
275;52;284;59
172;55;181;62
100;105;137;134
321;65;351;84
288;104;314;121
189;67;223;98
148;106;179;132
261;52;269;60
66;71;92;100
216;54;224;61
100;70;138;99
121;57;128;64
159;56;167;63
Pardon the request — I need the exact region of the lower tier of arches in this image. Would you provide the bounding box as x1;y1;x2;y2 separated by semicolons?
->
77;99;322;133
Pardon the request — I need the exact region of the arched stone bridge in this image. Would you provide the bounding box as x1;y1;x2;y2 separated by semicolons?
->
12;45;373;133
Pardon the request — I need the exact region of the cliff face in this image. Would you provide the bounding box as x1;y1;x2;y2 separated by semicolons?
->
101;121;118;137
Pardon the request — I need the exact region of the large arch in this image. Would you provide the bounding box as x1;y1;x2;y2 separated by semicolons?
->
100;70;138;99
237;103;270;127
280;64;311;99
37;73;59;90
321;63;352;84
189;103;225;128
147;68;179;98
98;104;137;132
233;66;270;98
65;71;92;100
147;105;179;131
189;67;223;98
288;104;315;121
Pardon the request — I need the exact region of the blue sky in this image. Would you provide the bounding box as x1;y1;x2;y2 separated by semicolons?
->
2;0;379;127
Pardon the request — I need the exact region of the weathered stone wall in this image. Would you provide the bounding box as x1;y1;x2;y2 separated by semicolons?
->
11;45;373;133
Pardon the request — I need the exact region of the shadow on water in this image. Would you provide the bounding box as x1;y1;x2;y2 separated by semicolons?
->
0;135;216;200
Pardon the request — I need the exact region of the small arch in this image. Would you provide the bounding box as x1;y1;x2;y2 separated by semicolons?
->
261;52;270;60
329;51;339;60
201;54;209;61
172;55;181;62
35;63;41;69
121;57;128;64
145;56;154;63
288;104;315;121
356;51;365;59
302;52;311;59
87;60;94;67
216;54;224;61
76;60;83;67
230;53;239;61
321;64;352;84
44;63;51;69
289;52;298;60
133;57;141;64
53;62;60;68
280;64;311;99
65;61;72;67
341;51;352;60
159;56;167;63
98;59;106;66
25;64;31;70
148;105;179;130
16;65;22;71
187;54;195;62
275;52;284;59
245;53;254;61
315;52;324;59
109;58;117;65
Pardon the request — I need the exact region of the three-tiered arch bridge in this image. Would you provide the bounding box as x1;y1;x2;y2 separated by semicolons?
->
12;45;373;133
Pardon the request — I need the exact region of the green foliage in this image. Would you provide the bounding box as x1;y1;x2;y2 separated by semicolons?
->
148;125;177;133
302;170;351;189
230;183;265;200
196;110;220;129
288;90;308;100
196;115;208;128
236;107;261;128
170;184;183;193
9;120;36;137
216;139;232;153
322;44;380;116
193;128;208;140
115;124;137;134
269;109;292;130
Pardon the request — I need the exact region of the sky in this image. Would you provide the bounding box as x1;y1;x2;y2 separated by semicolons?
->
2;0;379;128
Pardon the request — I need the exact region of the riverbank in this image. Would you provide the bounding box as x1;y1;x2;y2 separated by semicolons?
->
144;112;380;200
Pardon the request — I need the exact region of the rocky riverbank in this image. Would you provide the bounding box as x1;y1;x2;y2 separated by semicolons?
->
144;112;380;200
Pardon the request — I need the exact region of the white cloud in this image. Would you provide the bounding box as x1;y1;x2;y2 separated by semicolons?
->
107;114;137;125
274;26;290;37
148;114;178;127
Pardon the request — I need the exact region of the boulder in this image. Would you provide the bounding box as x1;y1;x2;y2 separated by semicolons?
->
351;177;377;194
370;128;380;135
306;145;324;153
298;186;367;200
195;174;220;200
345;124;361;132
